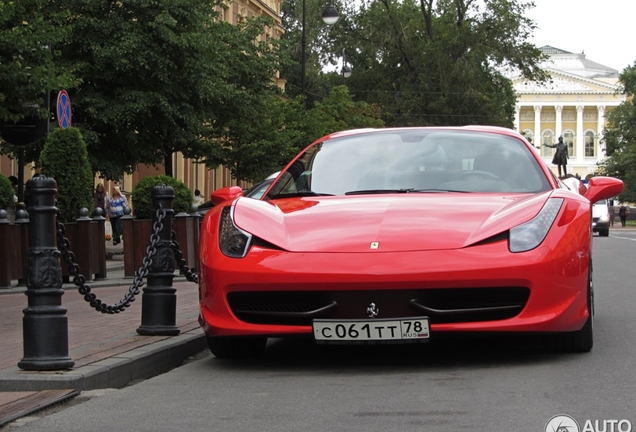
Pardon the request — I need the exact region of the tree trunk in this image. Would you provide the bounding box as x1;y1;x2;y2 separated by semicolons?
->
164;151;173;177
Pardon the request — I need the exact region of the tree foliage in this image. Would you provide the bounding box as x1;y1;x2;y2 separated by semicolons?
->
0;0;75;159
596;63;636;202
0;0;73;122
48;0;282;179
131;175;192;219
0;174;15;211
39;127;94;222
1;0;550;186
200;95;306;183
282;0;547;126
307;85;384;137
201;86;384;182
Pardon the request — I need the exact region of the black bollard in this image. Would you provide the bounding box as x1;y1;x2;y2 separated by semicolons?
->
18;175;74;370
136;185;180;336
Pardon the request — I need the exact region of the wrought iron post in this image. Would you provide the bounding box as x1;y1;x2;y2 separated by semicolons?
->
18;175;74;370
137;185;179;335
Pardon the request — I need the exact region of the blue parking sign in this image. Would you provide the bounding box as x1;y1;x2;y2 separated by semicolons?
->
57;90;72;129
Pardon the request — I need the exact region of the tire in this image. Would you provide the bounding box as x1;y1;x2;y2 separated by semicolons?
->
207;336;267;359
601;228;609;237
544;263;594;353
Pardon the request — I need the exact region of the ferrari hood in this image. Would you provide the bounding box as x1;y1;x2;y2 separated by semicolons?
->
232;193;553;253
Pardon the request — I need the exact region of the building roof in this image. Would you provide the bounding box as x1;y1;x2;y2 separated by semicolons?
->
539;45;618;79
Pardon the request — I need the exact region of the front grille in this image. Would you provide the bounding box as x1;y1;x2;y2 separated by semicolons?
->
227;287;529;326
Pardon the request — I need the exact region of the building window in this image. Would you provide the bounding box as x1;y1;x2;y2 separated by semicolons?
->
563;130;575;158
541;130;554;157
585;131;596;157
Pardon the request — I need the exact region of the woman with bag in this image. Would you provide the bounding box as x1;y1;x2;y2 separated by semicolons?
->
106;186;128;245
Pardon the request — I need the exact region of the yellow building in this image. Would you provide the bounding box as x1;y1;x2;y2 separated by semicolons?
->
513;46;627;178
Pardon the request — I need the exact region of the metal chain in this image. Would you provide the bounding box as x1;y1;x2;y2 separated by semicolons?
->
171;230;198;284
56;206;166;314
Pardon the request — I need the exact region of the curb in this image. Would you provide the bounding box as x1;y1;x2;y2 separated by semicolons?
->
0;330;207;392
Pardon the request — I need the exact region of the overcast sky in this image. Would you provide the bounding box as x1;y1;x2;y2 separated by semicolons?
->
525;0;635;72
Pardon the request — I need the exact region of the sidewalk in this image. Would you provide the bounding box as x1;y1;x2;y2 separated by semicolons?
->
0;240;206;426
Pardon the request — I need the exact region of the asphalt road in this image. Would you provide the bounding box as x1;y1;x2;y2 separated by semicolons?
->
8;232;636;432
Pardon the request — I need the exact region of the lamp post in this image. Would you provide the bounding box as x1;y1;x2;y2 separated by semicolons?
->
341;48;352;84
301;1;340;98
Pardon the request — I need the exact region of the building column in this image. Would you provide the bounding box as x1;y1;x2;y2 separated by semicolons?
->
555;105;563;138
534;105;542;152
597;105;606;157
576;105;584;163
514;105;520;132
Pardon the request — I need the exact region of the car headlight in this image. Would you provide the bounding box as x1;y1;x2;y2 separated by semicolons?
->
509;198;563;253
218;206;252;258
598;214;609;222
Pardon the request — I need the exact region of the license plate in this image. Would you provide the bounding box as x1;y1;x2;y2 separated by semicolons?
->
313;317;430;343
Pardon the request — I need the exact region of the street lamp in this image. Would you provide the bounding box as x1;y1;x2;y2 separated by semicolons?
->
321;4;340;25
341;48;352;83
301;1;340;98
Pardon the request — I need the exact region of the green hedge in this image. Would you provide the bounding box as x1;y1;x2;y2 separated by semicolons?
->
39;128;94;222
131;175;192;219
0;174;15;211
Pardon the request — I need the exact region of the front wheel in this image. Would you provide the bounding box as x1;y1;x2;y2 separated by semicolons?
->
207;336;267;359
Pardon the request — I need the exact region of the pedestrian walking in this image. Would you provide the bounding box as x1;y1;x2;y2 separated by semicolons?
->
94;183;107;215
106;186;128;245
619;205;629;227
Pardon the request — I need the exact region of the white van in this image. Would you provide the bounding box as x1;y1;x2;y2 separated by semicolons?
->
592;199;611;237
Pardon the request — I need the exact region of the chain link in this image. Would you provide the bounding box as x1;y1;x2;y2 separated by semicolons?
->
57;207;166;314
171;231;199;284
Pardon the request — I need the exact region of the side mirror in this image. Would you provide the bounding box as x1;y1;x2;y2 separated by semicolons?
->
209;186;244;205
584;177;624;204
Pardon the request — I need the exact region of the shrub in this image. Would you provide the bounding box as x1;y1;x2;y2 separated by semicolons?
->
131;175;192;219
39;128;94;222
0;174;15;211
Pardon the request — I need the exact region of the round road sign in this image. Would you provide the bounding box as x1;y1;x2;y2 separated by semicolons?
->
57;90;72;129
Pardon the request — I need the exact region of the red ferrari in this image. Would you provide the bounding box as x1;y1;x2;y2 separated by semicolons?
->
198;126;623;358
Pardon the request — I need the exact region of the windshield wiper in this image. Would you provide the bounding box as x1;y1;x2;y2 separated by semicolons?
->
345;188;469;195
409;189;470;193
268;191;335;199
345;189;415;195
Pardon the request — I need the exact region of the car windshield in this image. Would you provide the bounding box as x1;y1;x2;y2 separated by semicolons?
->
265;129;551;198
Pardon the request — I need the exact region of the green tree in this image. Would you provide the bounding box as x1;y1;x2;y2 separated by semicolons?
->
201;95;306;183
50;0;282;179
307;85;384;138
0;0;73;122
39;127;93;222
0;0;75;160
279;0;344;105
283;0;547;127
596;63;636;202
0;174;15;211
201;86;384;183
130;175;192;219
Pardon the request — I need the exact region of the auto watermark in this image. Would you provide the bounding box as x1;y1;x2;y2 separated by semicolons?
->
546;414;633;432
